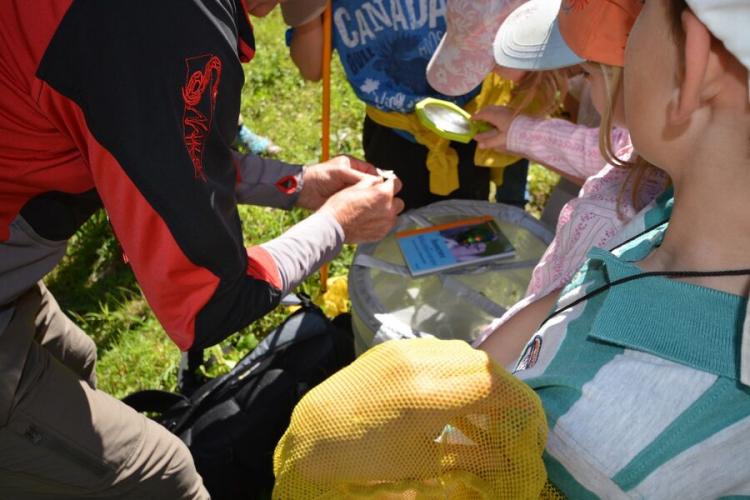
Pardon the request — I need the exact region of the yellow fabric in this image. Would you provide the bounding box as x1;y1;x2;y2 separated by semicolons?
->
273;338;552;499
365;106;461;196
466;74;522;181
366;73;549;193
470;73;555;185
542;481;568;499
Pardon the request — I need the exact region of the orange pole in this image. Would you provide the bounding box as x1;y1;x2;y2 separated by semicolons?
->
320;0;333;292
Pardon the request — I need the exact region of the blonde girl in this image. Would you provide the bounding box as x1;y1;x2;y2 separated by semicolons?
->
473;0;670;360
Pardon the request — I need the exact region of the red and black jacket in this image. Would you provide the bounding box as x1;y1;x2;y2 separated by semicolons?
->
0;0;283;350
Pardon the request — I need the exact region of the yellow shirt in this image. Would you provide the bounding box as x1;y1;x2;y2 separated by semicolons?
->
366;73;546;194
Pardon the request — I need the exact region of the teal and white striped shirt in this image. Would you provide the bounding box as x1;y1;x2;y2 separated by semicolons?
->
515;193;750;499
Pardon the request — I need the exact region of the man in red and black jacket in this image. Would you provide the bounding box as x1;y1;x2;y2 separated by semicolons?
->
0;0;403;497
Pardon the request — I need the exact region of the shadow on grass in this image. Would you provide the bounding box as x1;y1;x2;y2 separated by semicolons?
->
45;210;152;353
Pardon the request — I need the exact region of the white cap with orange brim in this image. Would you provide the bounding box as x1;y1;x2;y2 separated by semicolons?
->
492;0;584;70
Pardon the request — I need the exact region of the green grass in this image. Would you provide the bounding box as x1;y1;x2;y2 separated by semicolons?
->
45;10;559;398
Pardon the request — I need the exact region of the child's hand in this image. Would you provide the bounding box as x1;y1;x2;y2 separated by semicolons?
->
472;106;517;152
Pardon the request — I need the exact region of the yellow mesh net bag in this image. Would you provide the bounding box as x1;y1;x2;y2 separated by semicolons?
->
273;338;561;499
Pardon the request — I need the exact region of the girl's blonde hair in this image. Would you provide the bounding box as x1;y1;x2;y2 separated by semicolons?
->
511;69;569;119
597;63;668;212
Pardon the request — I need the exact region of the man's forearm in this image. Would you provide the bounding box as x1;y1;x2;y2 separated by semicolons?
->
259;211;344;295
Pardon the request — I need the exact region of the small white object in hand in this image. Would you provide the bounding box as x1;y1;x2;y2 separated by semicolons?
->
376;168;396;181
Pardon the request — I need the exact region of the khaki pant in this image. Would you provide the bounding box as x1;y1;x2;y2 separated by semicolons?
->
0;284;209;499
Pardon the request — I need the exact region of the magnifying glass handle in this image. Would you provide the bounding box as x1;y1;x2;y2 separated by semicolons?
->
472;121;494;134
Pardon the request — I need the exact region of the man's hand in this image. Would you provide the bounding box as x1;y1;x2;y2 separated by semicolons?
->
319;176;405;244
472;106;517;152
296;155;379;211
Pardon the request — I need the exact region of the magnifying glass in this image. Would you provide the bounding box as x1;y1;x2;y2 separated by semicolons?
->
415;98;493;144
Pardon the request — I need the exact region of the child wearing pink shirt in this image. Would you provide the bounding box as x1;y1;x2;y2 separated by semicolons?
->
477;116;667;347
465;1;668;351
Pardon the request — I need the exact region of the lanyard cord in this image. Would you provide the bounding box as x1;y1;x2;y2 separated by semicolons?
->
537;215;750;328
541;212;748;327
541;268;750;329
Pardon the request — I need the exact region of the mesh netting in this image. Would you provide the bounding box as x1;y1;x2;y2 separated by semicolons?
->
273;338;560;499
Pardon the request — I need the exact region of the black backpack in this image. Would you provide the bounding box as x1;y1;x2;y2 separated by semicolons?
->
122;296;355;499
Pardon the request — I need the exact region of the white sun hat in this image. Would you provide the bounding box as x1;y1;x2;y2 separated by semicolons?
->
426;0;524;96
685;0;750;100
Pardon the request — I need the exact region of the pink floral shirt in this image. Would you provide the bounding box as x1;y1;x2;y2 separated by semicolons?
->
475;116;669;346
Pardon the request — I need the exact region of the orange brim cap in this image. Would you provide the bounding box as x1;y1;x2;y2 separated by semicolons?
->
558;0;643;67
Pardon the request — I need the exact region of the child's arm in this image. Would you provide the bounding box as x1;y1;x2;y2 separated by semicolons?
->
474;106;630;181
478;288;562;368
508;115;625;180
289;16;324;81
